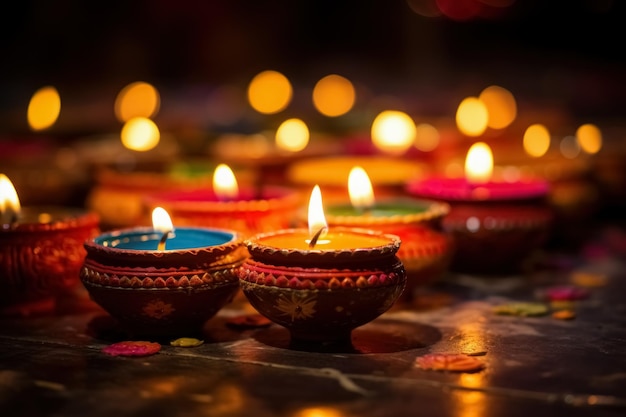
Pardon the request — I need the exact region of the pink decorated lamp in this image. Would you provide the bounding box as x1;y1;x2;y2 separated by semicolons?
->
144;164;302;239
238;185;406;346
407;142;553;276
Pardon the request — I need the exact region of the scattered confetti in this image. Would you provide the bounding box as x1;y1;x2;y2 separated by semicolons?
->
552;310;576;320
170;337;204;347
493;302;549;317
102;341;161;357
226;314;272;329
545;285;590;301
570;271;608;288
416;353;485;372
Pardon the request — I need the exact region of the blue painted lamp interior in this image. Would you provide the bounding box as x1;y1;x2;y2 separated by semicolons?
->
96;227;235;251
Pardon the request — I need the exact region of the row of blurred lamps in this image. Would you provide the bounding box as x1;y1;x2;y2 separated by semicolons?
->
27;70;602;159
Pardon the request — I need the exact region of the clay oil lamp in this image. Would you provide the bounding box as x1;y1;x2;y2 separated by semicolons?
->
143;164;302;239
80;207;247;338
0;174;100;316
407;142;553;276
238;185;406;346
320;166;452;301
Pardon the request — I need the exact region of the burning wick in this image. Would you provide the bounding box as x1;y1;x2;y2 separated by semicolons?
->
157;231;170;251
152;207;174;251
308;226;327;249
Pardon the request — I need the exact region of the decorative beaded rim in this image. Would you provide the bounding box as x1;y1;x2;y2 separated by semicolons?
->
239;259;405;290
245;227;401;267
81;265;240;289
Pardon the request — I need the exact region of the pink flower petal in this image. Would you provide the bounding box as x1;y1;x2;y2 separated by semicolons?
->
102;341;161;357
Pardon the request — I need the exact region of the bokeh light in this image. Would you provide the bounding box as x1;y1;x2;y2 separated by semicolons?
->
312;74;356;117
523;124;551;157
560;135;581;159
27;86;61;131
275;118;310;152
120;117;160;151
115;81;160;122
479;85;517;129
414;123;440;152
371;110;416;155
456;97;488;137
247;70;293;114
576;123;602;154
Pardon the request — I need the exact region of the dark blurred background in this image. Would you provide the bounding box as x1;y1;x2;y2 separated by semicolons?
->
1;0;625;133
1;0;625;238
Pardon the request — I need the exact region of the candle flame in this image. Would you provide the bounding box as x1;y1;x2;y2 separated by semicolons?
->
465;142;493;184
151;207;174;234
348;166;375;210
0;174;21;224
308;185;328;239
213;164;239;200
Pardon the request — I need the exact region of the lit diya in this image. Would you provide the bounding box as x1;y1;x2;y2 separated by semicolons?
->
238;185;406;345
143;164;302;238
80;207;247;338
407;142;553;275
0;174;100;316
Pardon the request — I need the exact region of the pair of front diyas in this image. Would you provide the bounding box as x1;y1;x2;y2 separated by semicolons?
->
80;223;406;345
